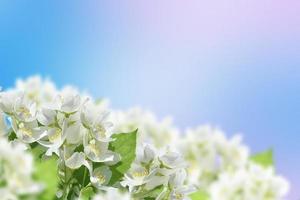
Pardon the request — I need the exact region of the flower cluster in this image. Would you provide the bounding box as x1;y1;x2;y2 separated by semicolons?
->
0;76;121;198
209;162;289;200
178;126;249;187
121;144;194;199
108;109;290;200
110;107;179;148
0;76;193;199
0;137;42;200
0;76;290;200
178;126;290;200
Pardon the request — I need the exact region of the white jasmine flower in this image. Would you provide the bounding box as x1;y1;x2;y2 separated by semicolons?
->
37;108;57;126
90;166;112;189
12;120;46;143
65;152;87;169
122;163;157;192
56;87;82;113
136;143;155;164
38;124;68;156
122;144;192;199
121;145;159;191
168;169;195;200
81;102;113;142
13;96;37;122
159;150;187;169
83;137;119;163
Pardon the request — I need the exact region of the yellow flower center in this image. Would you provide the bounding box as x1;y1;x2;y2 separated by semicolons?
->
19;127;33;137
96;174;106;184
132;168;149;178
175;193;183;200
89;143;100;156
48;129;61;142
17;106;31;118
95;124;106;138
27;91;38;100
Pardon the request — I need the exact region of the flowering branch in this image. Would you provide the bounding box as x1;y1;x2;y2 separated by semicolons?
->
0;76;289;200
0;76;193;200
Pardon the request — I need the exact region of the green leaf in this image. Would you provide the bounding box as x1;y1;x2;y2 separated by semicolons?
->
108;129;137;186
79;186;95;200
250;149;274;167
73;165;90;187
29;143;58;200
133;185;164;199
33;156;59;200
7;130;17;141
189;190;209;200
30;143;47;159
20;194;40;200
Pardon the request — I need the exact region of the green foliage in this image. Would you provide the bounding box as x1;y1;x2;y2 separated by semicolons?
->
73;165;90;188
7;130;17;141
79;186;95;200
33;156;59;200
26;130;137;200
29;144;58;200
250;149;274;168
189;190;209;200
133;185;164;199
108;129;137;186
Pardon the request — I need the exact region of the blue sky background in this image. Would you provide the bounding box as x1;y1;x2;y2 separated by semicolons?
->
0;1;299;198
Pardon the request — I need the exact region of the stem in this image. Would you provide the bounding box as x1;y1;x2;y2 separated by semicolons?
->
62;164;70;200
82;167;87;186
58;147;73;200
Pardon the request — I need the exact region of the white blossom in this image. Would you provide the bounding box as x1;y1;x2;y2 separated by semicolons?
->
110;107;179;148
90;166;112;189
167;169;195;200
0;76;290;200
209;162;290;200
81;102;113;142
0;137;42;199
121;144;193;199
83;137;119;164
179;125;249;187
92;188;130;200
15;76;57;105
12;120;46;143
0;76;120;196
65;152;87;169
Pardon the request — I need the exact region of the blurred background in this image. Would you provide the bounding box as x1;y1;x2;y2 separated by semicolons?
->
0;1;299;198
